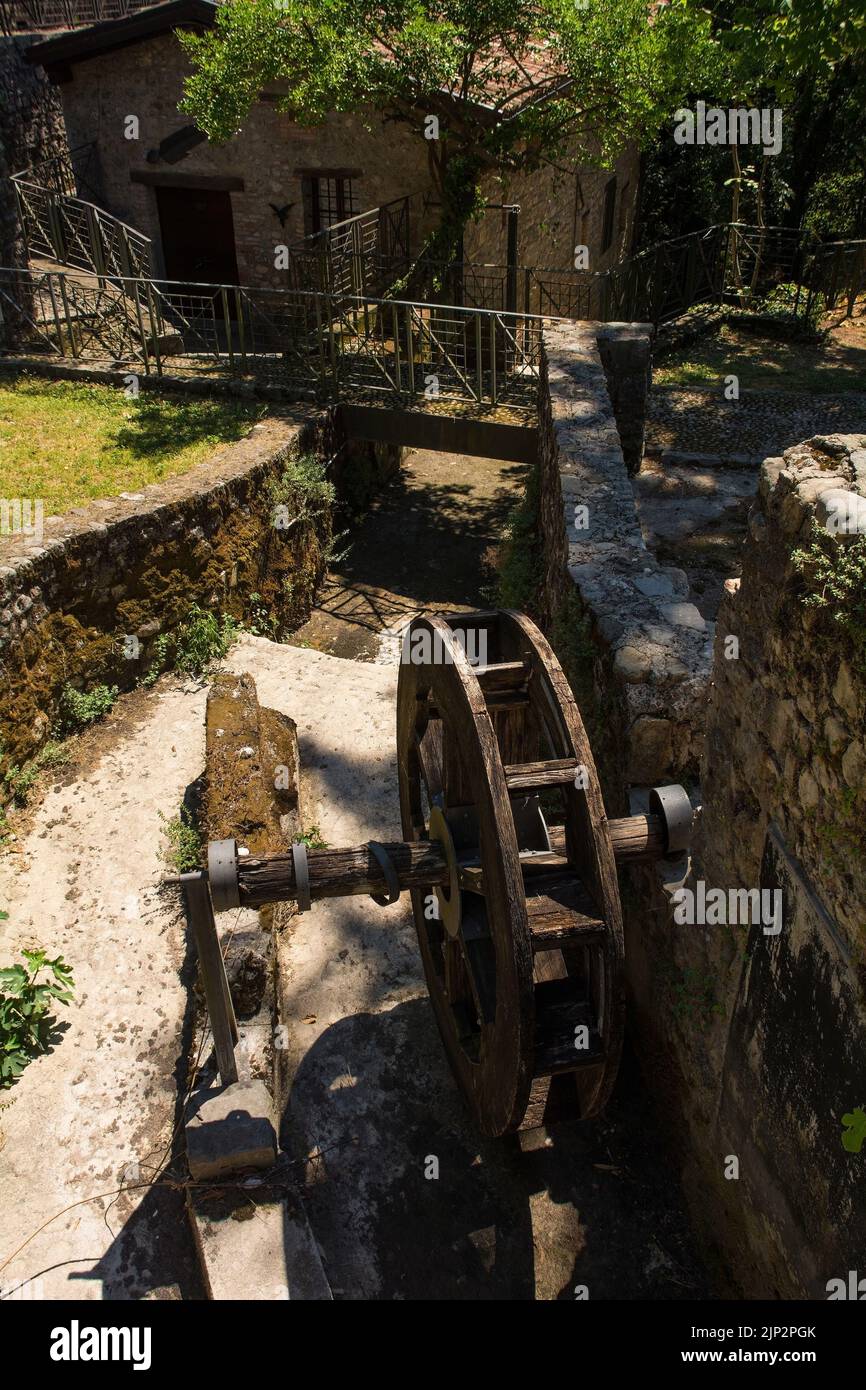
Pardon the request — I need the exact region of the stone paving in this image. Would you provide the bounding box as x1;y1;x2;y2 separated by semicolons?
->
646;388;866;461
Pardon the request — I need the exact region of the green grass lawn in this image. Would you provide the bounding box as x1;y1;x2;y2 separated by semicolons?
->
0;374;264;515
654;317;866;393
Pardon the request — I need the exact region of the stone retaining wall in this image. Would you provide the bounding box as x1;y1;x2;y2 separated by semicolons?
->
539;321;866;1296
538;321;713;797
0;37;66;269
0;403;400;772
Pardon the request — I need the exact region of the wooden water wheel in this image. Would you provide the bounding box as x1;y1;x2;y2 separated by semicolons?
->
397;609;625;1136
204;608;694;1137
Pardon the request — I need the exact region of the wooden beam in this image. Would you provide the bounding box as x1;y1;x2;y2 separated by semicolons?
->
131;170;245;192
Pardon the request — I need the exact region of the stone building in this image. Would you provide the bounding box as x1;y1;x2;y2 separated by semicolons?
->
22;0;640;290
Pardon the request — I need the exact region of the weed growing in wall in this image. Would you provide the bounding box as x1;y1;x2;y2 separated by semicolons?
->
791;524;866;671
267;453;335;529
145;606;240;684
496;460;542;614
55;683;118;736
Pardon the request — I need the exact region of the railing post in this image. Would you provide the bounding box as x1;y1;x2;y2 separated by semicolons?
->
220;287;234;371
87;204;107;282
118;226;133;282
48;274;70;357
313;290;328;389
235;287;247;367
352;219;363;296
404;302;416;396
47;196;66;265
489;314;497;405
475;310;483;402
327;292;339;390
132;279;150;374
392;302;402;393
145;281;162;375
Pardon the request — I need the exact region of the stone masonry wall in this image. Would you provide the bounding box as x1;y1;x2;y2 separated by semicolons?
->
539;322;866;1296
0;399;400;773
56;33;438;287
465;142;640;274
538;320;712;798
0;36;67;267
684;435;865;1295
626;436;866;1297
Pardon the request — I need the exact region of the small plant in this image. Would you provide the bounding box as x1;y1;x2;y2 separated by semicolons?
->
143;631;172;686
145;606;239;683
792;524;866;669
159;805;202;873
756;281;826;335
56;682;118;735
298;824;327;850
174;605;239;676
2;741;69;808
668;966;725;1025
497;460;541;612
246;592;279;639
267;453;335;531
0;945;75;1088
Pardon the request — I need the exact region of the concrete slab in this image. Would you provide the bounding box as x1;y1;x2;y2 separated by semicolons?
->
0;679;208;1300
189;1188;332;1301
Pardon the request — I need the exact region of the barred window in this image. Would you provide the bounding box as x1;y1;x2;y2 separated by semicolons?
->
300;173;357;234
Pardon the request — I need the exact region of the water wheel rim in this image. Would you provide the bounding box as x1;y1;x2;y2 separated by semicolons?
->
500;609;625;1117
397;614;535;1137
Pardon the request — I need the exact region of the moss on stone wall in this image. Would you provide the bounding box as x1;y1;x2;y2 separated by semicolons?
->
0;407;401;783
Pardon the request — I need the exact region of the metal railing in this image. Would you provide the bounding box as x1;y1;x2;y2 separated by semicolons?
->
288;195;416;299
0;0;157;31
374;225;865;327
15;143;103;205
0;265;546;408
11;156;153;282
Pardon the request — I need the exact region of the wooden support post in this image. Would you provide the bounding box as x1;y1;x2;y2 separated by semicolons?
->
182;871;239;1086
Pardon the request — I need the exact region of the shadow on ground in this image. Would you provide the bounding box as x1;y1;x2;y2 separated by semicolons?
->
292;449;527;658
283;1001;710;1301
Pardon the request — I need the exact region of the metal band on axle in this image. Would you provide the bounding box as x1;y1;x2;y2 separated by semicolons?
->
292;841;312;913
368;841;401;906
207;839;240;913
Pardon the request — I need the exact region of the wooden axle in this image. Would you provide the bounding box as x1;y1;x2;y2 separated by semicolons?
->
235;812;669;909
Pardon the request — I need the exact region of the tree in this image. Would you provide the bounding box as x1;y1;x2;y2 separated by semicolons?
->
179;0;716;275
681;0;866;233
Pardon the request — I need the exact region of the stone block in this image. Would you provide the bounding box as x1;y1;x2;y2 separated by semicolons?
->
627;715;673;783
186;1080;277;1181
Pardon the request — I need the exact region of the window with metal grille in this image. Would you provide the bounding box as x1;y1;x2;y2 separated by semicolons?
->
300;173;357;234
601;177;617;254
